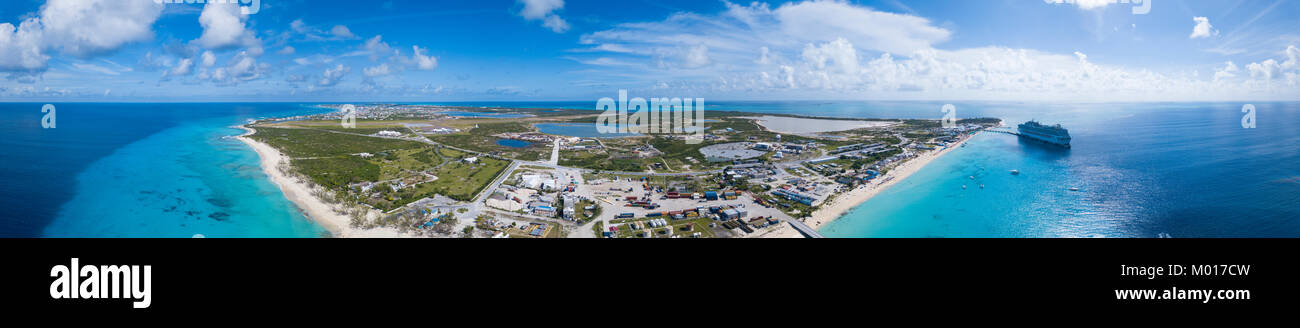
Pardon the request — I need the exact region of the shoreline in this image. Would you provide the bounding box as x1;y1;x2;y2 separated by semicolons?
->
233;125;406;238
802;131;981;232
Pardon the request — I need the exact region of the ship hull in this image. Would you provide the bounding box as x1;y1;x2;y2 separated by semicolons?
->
1016;134;1071;148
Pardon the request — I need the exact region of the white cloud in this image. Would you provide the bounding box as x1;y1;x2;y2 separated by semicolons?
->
197;51;268;85
319;64;350;86
331;25;355;39
167;58;193;77
0;19;47;71
1190;17;1216;39
364;35;392;60
287;19;357;41
364;63;391;77
410;46;437;70
196;2;248;49
683;45;711;68
277;46;295;55
72;63;121;76
1213;61;1238;82
578;0;950;74
0;0;163;72
1247;59;1280;81
770;1;949;55
1283;45;1299;70
291;20;309;34
543;15;570;33
568;0;1300;100
518;0;569;33
39;0;163;56
1069;0;1114;10
201;51;216;67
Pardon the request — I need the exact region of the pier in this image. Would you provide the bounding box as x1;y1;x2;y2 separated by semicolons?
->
985;128;1021;136
787;219;825;238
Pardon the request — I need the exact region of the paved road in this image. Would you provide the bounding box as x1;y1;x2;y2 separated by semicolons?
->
548;139;560;165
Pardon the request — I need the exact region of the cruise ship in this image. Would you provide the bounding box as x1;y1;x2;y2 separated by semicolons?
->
1017;121;1071;147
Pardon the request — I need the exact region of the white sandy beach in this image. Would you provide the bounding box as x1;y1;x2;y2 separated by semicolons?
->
802;132;979;231
234;126;406;238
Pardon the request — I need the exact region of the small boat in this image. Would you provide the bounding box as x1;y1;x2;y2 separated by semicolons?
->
969;176;975;180
1068;187;1080;192
961;185;967;190
1010;170;1020;175
1157;232;1173;238
979;184;984;189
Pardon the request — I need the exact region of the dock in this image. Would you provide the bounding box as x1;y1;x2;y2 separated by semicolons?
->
985;128;1021;136
787;219;825;238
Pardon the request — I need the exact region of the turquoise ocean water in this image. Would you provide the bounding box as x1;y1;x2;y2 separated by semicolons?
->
2;103;329;237
2;101;1297;237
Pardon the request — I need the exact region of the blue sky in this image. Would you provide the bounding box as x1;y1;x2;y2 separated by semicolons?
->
0;0;1297;101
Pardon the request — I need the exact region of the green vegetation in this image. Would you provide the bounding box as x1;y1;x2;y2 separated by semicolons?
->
559;151;645;172
250;125;508;212
251;127;426;158
426;121;547;161
292;157;381;189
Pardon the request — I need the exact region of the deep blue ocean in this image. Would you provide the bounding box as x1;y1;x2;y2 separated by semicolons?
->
1;101;1296;237
1;103;329;237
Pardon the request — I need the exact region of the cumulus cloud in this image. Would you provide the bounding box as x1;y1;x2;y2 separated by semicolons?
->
1247;59;1281;81
197;2;250;49
1214;61;1238;82
1190;17;1216;39
1283;45;1299;70
364;63;391;77
0;20;46;71
167;58;194;77
201;51;216;67
331;25;355;39
287;19;358;41
769;1;950;55
683;45;711;68
40;0;163;56
318;64;350;86
0;0;164;72
574;1;1300;100
409;46;438;70
1068;0;1114;10
578;0;950;73
194;51;268;85
518;0;569;33
364;35;393;60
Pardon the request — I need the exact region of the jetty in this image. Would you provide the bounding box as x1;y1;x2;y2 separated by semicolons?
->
985;127;1021;136
787;219;825;238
